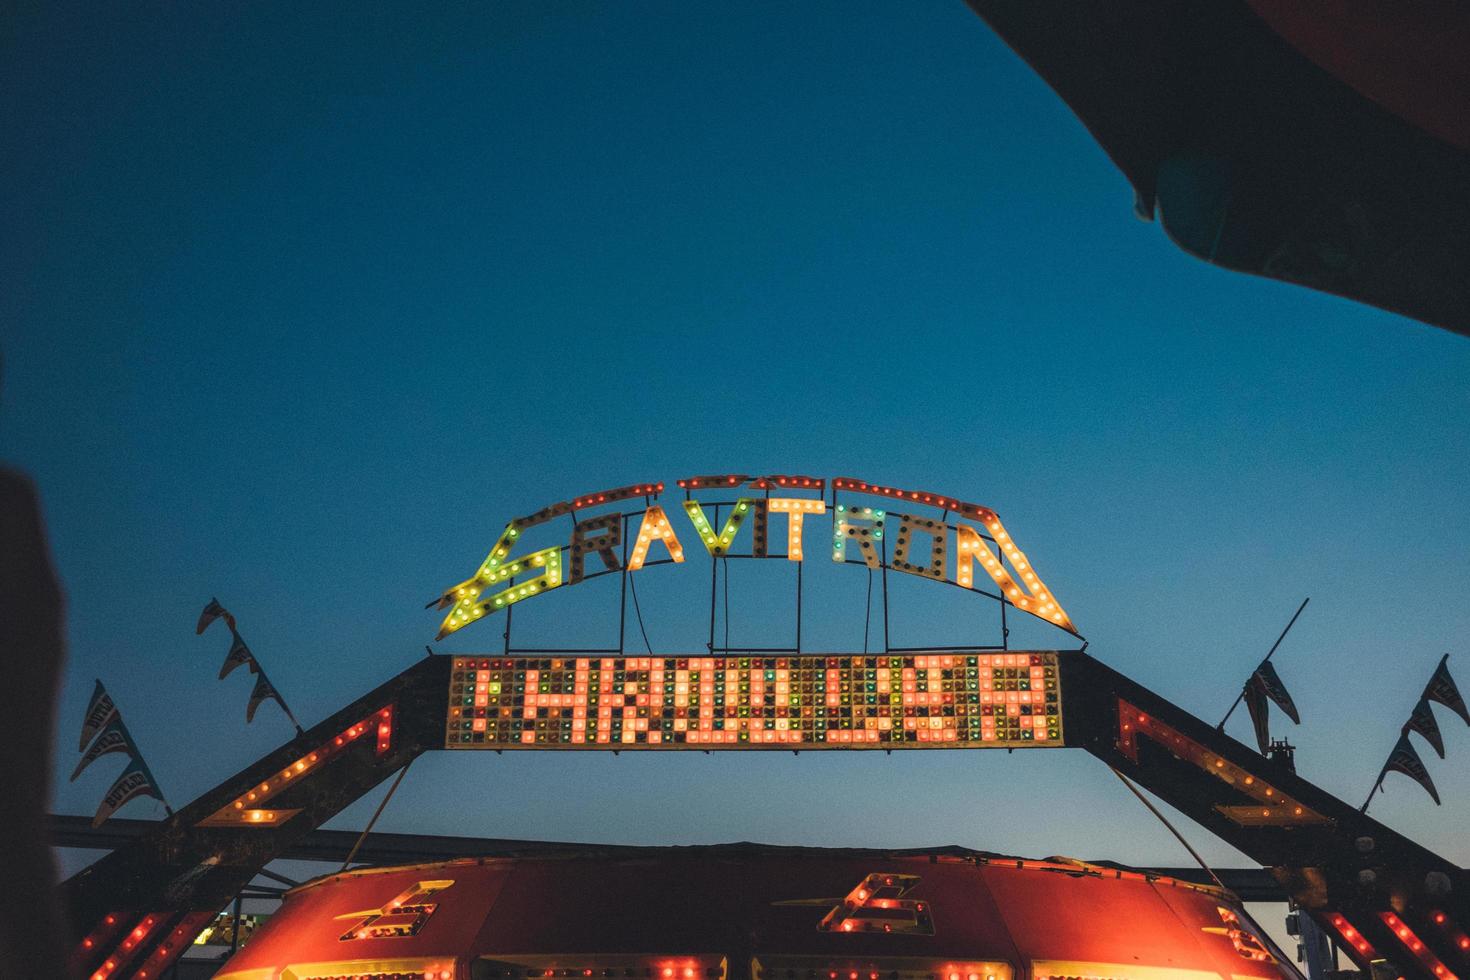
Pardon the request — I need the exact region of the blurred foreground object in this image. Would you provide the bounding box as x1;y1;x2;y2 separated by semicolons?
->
0;467;71;976
966;0;1470;336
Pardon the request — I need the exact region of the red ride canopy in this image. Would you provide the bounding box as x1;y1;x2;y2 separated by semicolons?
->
217;846;1302;980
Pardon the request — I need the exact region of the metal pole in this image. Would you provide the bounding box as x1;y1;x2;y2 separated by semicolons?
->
230;894;243;955
996;539;1009;650
880;532;890;654
1360;769;1386;813
617;513;630;655
708;504;719;655
795;559;803;654
1218;597;1310;730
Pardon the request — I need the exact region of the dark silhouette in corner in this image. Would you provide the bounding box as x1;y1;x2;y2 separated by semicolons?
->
0;352;72;976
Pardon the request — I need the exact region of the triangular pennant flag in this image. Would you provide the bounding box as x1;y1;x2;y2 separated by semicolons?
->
78;680;119;752
1242;678;1271;753
196;597;235;635
1381;732;1441;805
70;718;133;781
1252;661;1300;725
246;672;284;724
1404;696;1446;759
1424;654;1470;727
91;758;164;828
219;629;257;680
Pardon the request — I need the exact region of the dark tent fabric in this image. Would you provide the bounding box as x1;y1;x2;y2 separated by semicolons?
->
965;0;1470;336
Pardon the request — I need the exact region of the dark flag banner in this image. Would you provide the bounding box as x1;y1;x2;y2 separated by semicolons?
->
91;758;165;828
1240;661;1299;754
70;718;132;781
219;629;257;680
205;603;303;732
1424;654;1470;727
1242;677;1272;753
73;682;171;825
1381;732;1441;805
78;680;119;751
247;672;291;725
196;596;235;635
1253;661;1301;724
1405;696;1446;759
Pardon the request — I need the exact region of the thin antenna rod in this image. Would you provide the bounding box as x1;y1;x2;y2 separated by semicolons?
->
1218;597;1310;730
1360;768;1386;814
1110;766;1229;895
339;759;415;872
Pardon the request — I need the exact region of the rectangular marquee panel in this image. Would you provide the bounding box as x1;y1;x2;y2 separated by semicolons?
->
444;652;1063;749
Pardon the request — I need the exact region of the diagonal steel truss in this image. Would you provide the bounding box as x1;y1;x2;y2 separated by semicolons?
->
60;650;1469;980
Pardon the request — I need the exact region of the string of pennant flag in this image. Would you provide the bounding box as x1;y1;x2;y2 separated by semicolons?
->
70;681;170;828
1221;596;1309;754
71;600;304;828
1224;599;1466;809
197;597;303;733
1365;654;1469;809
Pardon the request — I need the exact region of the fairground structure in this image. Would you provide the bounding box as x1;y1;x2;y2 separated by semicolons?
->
58;475;1469;980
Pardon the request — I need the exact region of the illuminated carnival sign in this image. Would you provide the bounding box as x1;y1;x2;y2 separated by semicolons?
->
816;873;935;935
337;880;453;941
444;652;1063;750
430;474;1075;639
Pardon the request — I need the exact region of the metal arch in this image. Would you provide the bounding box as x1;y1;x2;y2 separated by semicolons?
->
59;649;1470;980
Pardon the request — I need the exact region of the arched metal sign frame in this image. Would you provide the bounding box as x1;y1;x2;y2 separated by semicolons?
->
428;474;1082;658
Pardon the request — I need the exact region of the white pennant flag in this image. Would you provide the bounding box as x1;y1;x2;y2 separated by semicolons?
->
91;759;164;828
196;597;235;635
71;718;132;781
219;629;257;680
78;680;119;752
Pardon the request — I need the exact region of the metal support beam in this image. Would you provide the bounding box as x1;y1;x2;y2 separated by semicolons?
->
56;649;1470;980
1063;651;1469;979
51;814;1294;903
60;654;449;980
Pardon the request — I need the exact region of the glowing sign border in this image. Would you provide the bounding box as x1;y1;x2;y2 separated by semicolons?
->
430;473;1076;640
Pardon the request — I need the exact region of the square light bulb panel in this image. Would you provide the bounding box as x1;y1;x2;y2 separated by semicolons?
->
444;653;1063;750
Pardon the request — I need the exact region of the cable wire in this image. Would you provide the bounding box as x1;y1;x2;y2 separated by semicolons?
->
862;567;872;655
1109;766;1228;894
340;758;415;872
628;569;655;654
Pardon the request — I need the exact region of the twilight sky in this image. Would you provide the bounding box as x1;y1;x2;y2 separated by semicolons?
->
5;0;1470;889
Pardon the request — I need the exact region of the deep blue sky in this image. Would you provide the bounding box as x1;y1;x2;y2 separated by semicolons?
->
5;1;1469;888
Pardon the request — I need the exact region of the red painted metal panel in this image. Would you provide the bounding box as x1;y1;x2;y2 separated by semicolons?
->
217;852;1303;979
219;860;510;975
